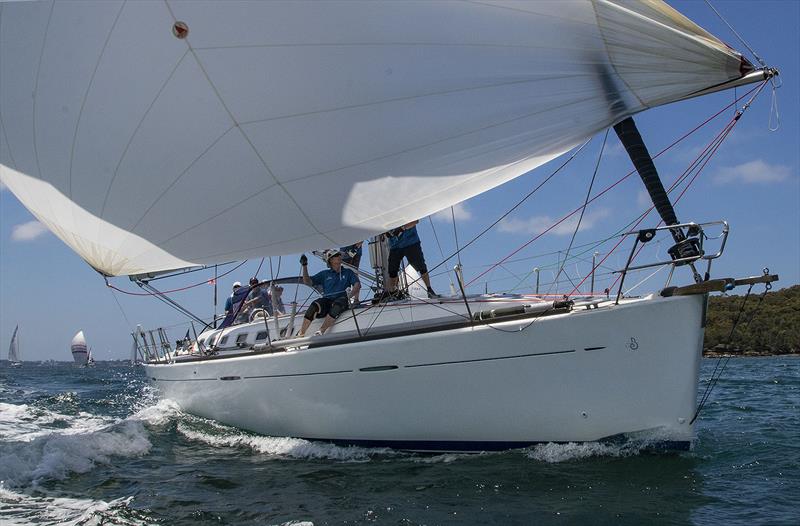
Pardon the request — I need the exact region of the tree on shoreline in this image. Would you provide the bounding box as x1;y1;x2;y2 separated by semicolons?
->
704;285;799;355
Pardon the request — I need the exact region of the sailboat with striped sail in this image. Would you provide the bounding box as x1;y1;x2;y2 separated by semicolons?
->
70;331;90;366
0;1;779;450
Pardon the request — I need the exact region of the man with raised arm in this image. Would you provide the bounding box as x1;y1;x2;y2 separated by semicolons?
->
297;250;361;337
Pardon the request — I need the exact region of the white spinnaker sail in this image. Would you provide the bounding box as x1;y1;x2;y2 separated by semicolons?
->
71;331;86;349
8;325;20;363
0;1;749;276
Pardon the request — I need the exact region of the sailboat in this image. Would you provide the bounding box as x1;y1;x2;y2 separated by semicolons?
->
70;331;90;366
0;1;780;451
7;325;21;367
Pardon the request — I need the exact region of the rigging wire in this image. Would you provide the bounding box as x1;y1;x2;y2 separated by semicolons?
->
322;138;593;327
108;287;133;330
105;260;249;296
467;83;762;291
451;206;463;268
427;216;457;290
703;0;768;68
552;129;608;294
569;80;769;296
691;278;772;425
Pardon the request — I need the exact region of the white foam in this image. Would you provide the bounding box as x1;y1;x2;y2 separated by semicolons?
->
128;398;183;427
0;485;142;526
176;418;389;461
525;441;638;463
0;402;115;442
0;419;152;487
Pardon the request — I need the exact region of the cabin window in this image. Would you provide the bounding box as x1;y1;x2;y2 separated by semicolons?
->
236;334;248;344
256;331;268;341
219;336;229;345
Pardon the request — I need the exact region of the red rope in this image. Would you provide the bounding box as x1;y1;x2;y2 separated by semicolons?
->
467;83;764;290
105;259;249;296
568;117;738;295
571;81;769;296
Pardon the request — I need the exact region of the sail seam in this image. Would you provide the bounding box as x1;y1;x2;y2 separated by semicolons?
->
236;73;591;128
274;93;596;189
0;4;19;171
128;125;237;232
31;0;55;183
68;0;127;199
98;48;190;218
162;0;331;245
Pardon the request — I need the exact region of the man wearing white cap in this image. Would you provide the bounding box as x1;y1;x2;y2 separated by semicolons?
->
297;249;360;336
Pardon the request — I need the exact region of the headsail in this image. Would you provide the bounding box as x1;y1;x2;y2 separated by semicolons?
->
0;1;759;276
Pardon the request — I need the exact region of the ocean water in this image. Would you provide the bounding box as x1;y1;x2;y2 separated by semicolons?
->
0;357;796;525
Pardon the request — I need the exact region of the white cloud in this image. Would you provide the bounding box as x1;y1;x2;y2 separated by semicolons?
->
433;202;472;222
499;208;610;236
636;189;651;209
604;142;626;158
712;159;791;184
11;220;49;241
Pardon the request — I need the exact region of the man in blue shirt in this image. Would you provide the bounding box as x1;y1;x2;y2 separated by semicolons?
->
220;281;250;328
386;220;439;299
297;249;361;336
243;277;273;317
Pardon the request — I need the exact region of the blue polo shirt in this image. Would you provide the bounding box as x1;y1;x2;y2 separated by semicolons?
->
388;225;421;250
311;268;359;299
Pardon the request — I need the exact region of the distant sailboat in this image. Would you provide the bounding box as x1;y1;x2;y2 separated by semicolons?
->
8;325;21;367
70;331;89;366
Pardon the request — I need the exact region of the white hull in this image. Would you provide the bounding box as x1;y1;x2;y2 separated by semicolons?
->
145;294;705;451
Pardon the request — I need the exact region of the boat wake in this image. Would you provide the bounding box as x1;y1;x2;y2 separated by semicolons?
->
0;396;181;485
176;415;394;462
0;487;142;526
0;398;183;524
525;429;685;463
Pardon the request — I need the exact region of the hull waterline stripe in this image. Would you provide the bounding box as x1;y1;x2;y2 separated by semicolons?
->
404;348;575;368
583;346;606;351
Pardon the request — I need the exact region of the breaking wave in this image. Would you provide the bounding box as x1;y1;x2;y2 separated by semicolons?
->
176;416;392;461
0;399;180;488
0;486;145;526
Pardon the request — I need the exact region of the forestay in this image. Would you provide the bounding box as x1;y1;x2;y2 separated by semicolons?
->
0;1;748;276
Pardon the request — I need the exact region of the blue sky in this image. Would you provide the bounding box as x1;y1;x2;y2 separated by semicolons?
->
2;1;798;362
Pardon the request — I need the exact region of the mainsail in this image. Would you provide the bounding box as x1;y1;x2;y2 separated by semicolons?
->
7;325;20;363
0;1;759;276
